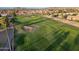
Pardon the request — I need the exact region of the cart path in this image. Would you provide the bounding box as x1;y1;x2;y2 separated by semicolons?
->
44;15;79;28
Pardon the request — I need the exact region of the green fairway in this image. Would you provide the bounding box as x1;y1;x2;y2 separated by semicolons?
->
15;15;79;51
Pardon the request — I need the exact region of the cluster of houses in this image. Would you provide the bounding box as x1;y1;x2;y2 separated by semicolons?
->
15;9;49;15
48;8;79;21
51;12;79;21
0;7;79;22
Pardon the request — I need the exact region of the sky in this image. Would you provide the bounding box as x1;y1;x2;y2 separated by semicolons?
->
0;0;79;7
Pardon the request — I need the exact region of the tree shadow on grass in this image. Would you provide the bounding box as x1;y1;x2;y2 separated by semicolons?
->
13;18;22;25
15;33;26;48
74;34;79;45
60;42;71;51
45;30;70;51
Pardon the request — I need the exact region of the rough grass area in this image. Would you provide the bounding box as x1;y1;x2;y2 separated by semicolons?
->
15;15;79;51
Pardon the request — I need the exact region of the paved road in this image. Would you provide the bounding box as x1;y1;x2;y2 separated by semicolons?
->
44;15;79;28
0;26;14;51
0;29;8;47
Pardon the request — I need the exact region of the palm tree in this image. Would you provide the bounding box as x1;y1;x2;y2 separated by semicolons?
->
5;16;10;27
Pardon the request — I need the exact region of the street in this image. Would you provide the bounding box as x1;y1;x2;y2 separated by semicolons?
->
0;26;14;51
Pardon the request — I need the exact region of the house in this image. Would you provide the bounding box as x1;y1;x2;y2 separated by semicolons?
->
1;14;7;16
67;16;79;21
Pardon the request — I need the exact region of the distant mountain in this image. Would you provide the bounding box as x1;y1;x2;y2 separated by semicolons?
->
0;7;16;10
0;7;79;10
0;7;48;10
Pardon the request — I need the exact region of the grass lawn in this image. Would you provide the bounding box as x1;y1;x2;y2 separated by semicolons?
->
15;15;79;51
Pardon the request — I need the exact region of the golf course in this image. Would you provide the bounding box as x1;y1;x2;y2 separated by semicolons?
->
14;15;79;51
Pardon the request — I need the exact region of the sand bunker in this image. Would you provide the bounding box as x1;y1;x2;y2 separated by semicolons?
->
23;25;39;32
